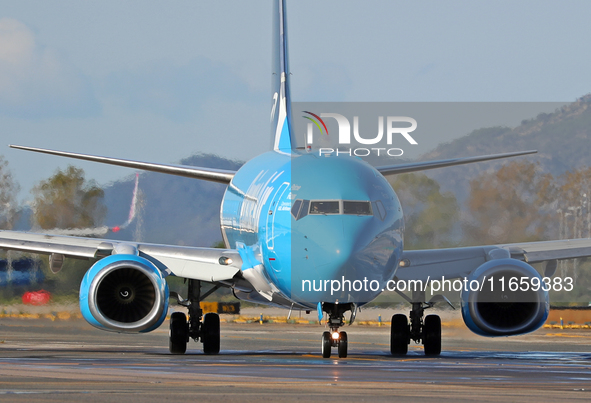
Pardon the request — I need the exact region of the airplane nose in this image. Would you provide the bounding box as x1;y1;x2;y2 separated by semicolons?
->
292;215;380;304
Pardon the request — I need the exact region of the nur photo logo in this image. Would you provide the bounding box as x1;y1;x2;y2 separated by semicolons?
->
301;111;418;157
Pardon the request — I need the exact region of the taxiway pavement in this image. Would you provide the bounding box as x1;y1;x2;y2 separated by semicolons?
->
0;318;590;402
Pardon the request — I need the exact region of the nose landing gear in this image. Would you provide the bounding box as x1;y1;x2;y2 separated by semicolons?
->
320;302;352;358
321;330;348;358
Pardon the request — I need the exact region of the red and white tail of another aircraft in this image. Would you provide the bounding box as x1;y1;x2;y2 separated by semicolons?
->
37;173;140;237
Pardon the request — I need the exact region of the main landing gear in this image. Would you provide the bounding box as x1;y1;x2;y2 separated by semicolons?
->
320;302;352;358
390;290;442;356
169;279;221;355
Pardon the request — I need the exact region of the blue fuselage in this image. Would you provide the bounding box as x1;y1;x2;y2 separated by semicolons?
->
221;151;403;308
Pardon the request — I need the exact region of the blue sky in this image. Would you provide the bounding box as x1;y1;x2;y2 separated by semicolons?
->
2;0;591;200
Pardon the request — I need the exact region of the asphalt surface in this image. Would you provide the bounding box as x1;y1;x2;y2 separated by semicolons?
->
1;318;590;402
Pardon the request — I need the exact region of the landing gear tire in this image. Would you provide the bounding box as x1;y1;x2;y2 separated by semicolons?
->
390;314;409;355
423;314;441;356
321;331;331;358
338;331;348;358
169;312;188;354
202;313;220;355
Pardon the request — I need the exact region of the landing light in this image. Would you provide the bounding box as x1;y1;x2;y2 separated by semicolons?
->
332;332;340;340
219;257;233;265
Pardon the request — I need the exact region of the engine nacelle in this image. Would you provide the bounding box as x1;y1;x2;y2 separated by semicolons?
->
461;258;549;337
79;254;169;333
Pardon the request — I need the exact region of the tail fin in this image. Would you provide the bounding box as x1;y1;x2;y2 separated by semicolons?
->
114;172;140;232
270;0;294;152
32;173;142;237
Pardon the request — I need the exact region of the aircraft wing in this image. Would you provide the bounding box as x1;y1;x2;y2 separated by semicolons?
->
375;150;536;175
10;145;236;184
0;230;241;282
396;238;591;282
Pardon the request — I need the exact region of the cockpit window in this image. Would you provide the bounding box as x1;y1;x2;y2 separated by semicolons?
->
310;201;340;215
299;200;310;219
343;201;372;215
373;200;386;220
291;199;302;219
292;199;310;220
292;199;375;219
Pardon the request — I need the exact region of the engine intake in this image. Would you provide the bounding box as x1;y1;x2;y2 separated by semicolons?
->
461;258;549;336
80;254;169;333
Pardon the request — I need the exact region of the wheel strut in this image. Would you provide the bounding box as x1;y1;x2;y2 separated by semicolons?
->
187;279;202;340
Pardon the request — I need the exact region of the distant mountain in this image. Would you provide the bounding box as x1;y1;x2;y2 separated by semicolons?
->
420;95;591;202
69;95;591;246
103;154;242;247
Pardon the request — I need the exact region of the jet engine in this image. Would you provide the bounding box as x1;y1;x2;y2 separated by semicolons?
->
460;258;549;337
79;254;169;333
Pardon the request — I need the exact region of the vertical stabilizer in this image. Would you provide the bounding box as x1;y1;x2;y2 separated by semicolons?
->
270;0;294;152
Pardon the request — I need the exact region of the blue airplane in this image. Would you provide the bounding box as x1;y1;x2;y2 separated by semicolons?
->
2;0;591;358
